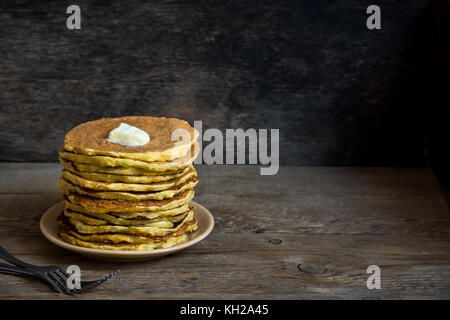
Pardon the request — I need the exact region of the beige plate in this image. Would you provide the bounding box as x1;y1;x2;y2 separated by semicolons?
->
40;201;214;262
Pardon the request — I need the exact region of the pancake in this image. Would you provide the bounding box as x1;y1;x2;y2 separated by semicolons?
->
59;142;199;172
61;159;192;183
60;232;190;250
64;116;199;162
65;190;194;213
61;167;196;192
58;176;199;201
67;208;194;236
62;208;188;227
64;204;189;226
67;161;184;176
59;218;197;245
65;201;190;220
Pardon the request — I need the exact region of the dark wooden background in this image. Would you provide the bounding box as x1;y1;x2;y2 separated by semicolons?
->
0;0;448;182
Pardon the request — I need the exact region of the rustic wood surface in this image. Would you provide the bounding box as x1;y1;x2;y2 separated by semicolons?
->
0;163;449;299
0;0;436;168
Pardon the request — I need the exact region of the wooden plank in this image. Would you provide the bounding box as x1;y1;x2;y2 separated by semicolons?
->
0;164;448;236
0;233;449;299
0;164;449;299
0;1;431;165
0;163;444;196
0;163;60;193
0;190;449;237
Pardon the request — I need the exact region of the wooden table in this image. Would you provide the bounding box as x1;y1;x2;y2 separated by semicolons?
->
0;163;449;299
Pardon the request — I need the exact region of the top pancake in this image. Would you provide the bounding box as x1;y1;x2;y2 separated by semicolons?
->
64;116;199;161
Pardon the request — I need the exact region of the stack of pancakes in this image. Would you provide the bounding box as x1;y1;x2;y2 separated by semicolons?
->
56;116;200;250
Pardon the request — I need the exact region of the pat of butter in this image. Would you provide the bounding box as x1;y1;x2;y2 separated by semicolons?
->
106;123;150;146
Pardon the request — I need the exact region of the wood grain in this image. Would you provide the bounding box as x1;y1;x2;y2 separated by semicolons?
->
0;163;449;299
0;0;434;167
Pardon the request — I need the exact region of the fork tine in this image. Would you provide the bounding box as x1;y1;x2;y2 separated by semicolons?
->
42;273;65;294
53;270;77;294
47;271;70;294
76;269;120;294
58;268;70;278
102;269;120;283
53;269;68;283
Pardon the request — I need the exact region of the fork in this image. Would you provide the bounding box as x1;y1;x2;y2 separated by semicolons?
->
0;245;119;294
0;262;120;294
